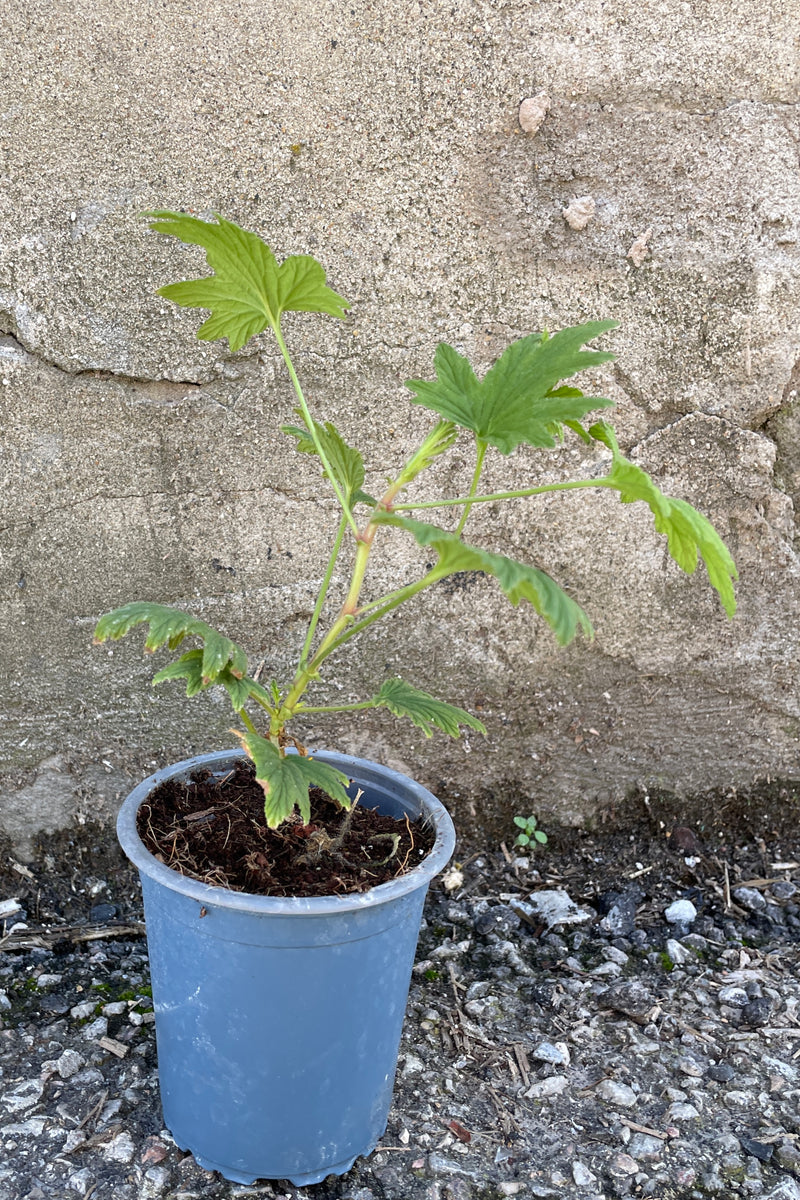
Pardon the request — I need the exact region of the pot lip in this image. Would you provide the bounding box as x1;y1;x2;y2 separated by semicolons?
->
117;747;456;916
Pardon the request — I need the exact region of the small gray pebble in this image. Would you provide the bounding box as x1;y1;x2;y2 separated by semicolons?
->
732;886;767;913
718;985;749;1007
742;997;771;1026
56;1049;85;1079
740;1135;774;1162
40;994;70;1014
532;1040;569;1066
708;1062;735;1082
90;903;118;922
474;905;520;936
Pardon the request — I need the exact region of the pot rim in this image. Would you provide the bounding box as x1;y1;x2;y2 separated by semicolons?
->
117;747;456;916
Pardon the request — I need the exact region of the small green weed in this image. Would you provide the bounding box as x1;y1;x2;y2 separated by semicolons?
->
513;814;548;849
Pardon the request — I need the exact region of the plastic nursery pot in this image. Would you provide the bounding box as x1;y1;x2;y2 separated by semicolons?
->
116;748;456;1187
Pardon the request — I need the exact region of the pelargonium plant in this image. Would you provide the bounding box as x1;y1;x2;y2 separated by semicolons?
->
94;212;737;830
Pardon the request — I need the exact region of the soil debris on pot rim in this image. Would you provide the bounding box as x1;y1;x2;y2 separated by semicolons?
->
136;758;436;897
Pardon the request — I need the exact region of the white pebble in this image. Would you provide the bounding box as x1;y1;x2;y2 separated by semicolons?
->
70;1001;96;1020
572;1160;597;1186
101;1130;135;1163
664;899;697;924
665;938;693;964
56;1049;85;1079
83;1016;108;1040
525;1074;569;1099
596;1079;637;1107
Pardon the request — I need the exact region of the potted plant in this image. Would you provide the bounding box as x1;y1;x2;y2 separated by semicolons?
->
95;212;737;1185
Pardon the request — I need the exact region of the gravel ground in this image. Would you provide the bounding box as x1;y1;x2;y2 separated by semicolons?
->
3;781;800;1200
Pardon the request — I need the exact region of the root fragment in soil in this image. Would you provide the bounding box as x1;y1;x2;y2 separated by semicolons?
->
136;758;435;898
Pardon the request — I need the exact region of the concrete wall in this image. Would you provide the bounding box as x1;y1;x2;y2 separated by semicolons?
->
1;0;799;854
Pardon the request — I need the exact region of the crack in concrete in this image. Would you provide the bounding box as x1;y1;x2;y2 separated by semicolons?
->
0;325;205;394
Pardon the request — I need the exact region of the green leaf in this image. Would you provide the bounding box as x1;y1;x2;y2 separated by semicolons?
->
94;602;248;682
147;211;350;352
395;420;459;487
371;514;593;645
232;733;352;827
151;649;206;696
405;321;618;455
152;649;275;710
282;417;375;507
372;678;486;738
588;421;738;616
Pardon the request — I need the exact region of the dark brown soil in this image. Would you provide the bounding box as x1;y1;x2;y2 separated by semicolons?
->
136;758;435;898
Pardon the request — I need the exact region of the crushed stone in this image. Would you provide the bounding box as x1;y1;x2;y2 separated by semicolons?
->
3;794;800;1199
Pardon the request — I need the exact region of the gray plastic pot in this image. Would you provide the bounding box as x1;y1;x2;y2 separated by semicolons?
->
116;748;456;1186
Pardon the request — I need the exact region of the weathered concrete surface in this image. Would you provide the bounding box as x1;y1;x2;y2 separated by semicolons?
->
1;0;799;852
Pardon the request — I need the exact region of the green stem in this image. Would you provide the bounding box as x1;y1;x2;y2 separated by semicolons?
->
298;513;348;668
393;476;612;511
272;322;360;539
312;572;442;664
356;580;426;616
237;709;259;736
454;438;487;537
281;422;465;722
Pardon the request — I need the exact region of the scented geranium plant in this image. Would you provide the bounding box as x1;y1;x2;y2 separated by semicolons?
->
94;212;737;830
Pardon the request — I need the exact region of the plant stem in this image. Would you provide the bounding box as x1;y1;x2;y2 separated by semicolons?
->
310;572;442;664
454;438;487;537
298;513;348;668
392;476;611;511
272;322;360;539
237;709;259;736
280;423;461;723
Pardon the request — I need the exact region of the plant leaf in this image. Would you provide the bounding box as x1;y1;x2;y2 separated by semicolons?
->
147;211;350;351
395;420;459;487
94;602;248;682
151;649;275;710
405;321;618;454
371;514;593;645
372;678;486;738
588;421;738;616
232;733;352;827
282;417;375;507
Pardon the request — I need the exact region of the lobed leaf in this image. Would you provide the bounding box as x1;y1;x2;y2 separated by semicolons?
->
406;321;618;455
371;514;593;645
395;420;459;488
372;678;486;738
232;732;352;827
588;422;738;616
282;417;375;507
151;648;275;710
147;211;350;351
94;602;248;682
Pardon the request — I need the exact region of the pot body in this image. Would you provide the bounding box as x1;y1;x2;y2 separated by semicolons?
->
116;749;455;1186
